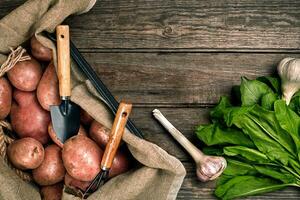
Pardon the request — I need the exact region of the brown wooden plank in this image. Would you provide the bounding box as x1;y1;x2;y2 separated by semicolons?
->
2;0;300;51
0;0;24;19
63;0;300;50
178;162;300;200
82;52;300;104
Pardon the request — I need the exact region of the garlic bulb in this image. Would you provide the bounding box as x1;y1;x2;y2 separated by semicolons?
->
196;155;227;182
153;109;227;182
278;57;300;105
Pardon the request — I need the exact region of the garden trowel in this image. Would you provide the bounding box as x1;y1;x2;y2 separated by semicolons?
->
50;25;80;143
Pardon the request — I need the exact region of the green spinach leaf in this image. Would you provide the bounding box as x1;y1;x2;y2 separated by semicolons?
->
248;105;296;157
224;107;292;165
222;159;257;176
254;165;298;184
196;124;255;147
216;174;233;187
202;146;224;156
210;96;232;121
215;176;293;200
240;77;273;106
223;146;269;163
274;100;300;161
261;92;279;110
195;75;300;199
223;159;298;184
257;76;281;94
289;91;300;115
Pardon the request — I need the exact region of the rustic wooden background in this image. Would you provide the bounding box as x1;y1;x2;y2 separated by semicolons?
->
1;0;300;199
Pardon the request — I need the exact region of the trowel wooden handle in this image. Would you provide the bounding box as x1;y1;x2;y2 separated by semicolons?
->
101;102;132;170
56;25;71;97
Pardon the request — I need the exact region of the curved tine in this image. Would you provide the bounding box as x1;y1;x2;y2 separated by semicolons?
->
84;173;101;196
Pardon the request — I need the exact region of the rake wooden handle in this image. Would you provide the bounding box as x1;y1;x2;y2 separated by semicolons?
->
56;25;71;97
101;102;132;170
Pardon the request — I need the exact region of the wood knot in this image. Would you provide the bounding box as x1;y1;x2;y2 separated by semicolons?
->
162;26;177;38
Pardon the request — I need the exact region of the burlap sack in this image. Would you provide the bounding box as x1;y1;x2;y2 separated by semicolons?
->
0;0;186;200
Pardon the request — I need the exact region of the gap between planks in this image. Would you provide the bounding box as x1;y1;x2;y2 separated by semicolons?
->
133;103;215;108
76;48;300;54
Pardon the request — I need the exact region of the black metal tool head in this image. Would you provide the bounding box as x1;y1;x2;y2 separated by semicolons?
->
50;99;80;143
83;170;108;198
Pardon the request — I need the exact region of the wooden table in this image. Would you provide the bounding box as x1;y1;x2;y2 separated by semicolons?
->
1;0;300;199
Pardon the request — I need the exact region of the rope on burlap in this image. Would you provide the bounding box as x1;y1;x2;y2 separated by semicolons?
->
0;47;32;182
0;46;30;77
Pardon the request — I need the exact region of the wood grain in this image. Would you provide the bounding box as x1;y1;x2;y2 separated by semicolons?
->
0;0;24;18
1;0;300;51
82;52;300;104
64;0;300;50
57;25;71;97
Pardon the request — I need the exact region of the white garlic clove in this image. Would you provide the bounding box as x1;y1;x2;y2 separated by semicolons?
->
278;57;300;105
196;156;227;182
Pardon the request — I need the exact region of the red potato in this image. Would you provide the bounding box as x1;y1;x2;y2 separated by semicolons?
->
37;62;60;110
33;144;65;186
109;150;131;178
80;109;94;126
0;77;12;119
47;123;63;148
7;137;44;170
31;36;52;62
89;120;110;149
7;56;42;91
62;134;103;182
10;90;50;144
40;182;63;200
48;123;87;148
64;173;91;191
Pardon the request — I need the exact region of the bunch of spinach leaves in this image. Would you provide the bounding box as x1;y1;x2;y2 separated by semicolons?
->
196;76;300;200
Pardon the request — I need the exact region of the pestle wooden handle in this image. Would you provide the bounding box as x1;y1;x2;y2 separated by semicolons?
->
56;25;71;97
101;102;132;170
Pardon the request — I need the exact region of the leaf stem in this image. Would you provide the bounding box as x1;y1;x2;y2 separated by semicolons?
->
283;166;300;181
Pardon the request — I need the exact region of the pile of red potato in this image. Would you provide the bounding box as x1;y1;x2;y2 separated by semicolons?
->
0;36;132;199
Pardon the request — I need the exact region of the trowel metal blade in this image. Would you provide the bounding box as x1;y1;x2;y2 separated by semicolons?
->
50;100;80;143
